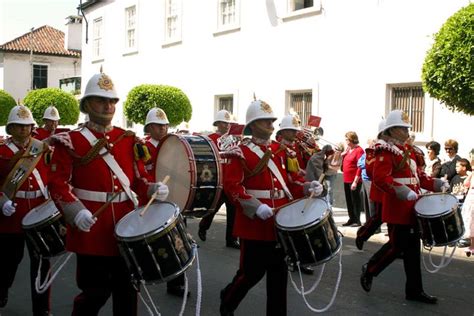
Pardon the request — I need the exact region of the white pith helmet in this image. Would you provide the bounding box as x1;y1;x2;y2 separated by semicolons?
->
213;109;233;126
377;119;386;137
243;99;277;135
6;105;36;133
278;114;301;133
145;108;169;127
383;110;412;131
80;73;119;113
43;106;60;121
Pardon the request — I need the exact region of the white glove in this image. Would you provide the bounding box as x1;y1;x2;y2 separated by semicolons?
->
74;209;97;232
151;182;169;201
308;180;323;197
256;204;273;220
441;180;450;192
406;190;418;201
2;200;16;216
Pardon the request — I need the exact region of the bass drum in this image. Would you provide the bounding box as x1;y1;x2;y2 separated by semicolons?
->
156;134;222;218
275;198;341;267
115;202;195;284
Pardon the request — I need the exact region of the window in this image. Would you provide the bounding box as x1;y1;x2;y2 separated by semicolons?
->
390;85;425;133
33;65;48;89
218;0;239;30
216;95;234;113
59;76;81;95
125;6;137;51
93;17;103;60
289;0;314;12
289;91;312;126
165;0;182;43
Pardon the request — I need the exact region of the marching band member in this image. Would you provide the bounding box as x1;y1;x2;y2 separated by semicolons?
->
34;106;69;142
219;99;323;316
355;119;386;250
0;105;52;315
359;110;449;304
198;109;240;249
48;73;169;315
142;107;189;297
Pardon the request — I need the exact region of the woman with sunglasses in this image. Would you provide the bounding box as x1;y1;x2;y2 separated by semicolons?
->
440;139;462;182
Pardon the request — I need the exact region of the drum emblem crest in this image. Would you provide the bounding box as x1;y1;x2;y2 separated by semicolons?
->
59;224;67;236
174;237;185;254
313;239;323;248
200;165;213;182
157;248;169;259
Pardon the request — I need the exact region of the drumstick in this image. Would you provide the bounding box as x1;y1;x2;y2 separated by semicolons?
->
139;175;170;217
92;191;121;219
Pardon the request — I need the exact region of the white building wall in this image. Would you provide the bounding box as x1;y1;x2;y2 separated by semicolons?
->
80;0;473;157
2;53;81;102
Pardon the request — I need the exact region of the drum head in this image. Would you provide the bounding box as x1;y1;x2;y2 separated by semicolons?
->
276;198;328;229
22;200;58;226
155;134;192;212
415;193;458;217
115;202;178;238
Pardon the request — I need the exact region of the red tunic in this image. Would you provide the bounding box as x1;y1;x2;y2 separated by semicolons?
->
224;140;297;241
365;146;383;203
0;138;49;233
34;127;71;141
49;127;150;256
373;143;435;225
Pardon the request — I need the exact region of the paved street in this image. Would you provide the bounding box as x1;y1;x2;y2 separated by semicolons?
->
1;208;473;316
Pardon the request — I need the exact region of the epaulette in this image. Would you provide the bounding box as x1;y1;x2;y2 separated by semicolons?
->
133;143;151;162
373;139;403;156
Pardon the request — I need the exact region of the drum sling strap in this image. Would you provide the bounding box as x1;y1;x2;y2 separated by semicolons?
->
80;127;139;207
2;139;48;200
246;142;293;200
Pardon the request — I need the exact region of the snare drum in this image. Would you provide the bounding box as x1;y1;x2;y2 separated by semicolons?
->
22;199;67;258
156;134;222;218
115;202;195;284
415;193;465;247
275;198;341;267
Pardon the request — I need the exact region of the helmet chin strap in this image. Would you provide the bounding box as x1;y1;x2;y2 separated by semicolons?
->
84;103;114;127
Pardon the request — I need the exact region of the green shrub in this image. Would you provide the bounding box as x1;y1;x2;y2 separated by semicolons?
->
0;90;17;126
124;84;192;126
23;88;80;125
422;3;474;115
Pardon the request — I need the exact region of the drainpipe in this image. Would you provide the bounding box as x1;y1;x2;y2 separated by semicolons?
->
29;27;34;90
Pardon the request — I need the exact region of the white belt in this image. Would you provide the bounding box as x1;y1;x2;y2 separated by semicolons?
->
246;189;286;200
15;190;43;199
394;177;419;185
73;188;130;203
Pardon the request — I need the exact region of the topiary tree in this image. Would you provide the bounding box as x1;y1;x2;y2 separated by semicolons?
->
124;84;192;126
23;88;80;125
422;3;474;115
0;89;17;126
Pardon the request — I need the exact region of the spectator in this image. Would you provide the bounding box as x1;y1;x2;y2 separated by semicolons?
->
341;131;365;227
460;170;473;252
425;141;442;178
440;139;461;181
450;158;472;197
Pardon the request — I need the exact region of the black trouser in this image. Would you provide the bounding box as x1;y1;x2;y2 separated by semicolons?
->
366;224;423;296
343;182;363;223
357;202;383;242
0;233;51;315
199;193;236;243
221;239;288;316
72;254;137;316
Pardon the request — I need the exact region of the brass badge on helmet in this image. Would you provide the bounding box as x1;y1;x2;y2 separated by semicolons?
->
156;109;166;120
97;74;114;91
17;106;30;119
292;115;301;127
224;112;231;120
50;108;58;116
401;111;410;124
260;101;273;113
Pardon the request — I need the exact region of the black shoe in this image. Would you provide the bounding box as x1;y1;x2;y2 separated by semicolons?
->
342;221;354;227
360;264;373;292
355;237;364;250
167;286;190;298
198;229;206;241
406;292;438;304
300;266;314;275
0;288;8;308
457;238;471;248
226;240;240;249
350;222;362;227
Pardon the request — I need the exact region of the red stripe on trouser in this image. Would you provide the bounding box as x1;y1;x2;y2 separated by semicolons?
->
357;202;382;241
366;225;400;276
